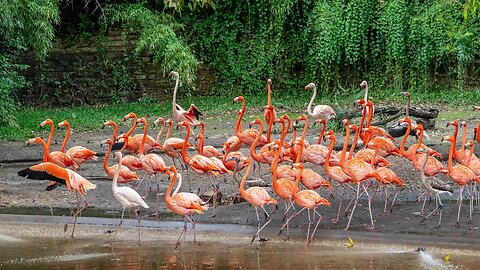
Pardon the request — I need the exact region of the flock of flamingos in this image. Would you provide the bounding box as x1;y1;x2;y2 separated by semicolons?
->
16;72;480;248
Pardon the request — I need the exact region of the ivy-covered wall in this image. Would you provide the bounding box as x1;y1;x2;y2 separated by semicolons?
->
18;29;214;107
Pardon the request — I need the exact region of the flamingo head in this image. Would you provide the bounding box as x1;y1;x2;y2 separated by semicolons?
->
177;121;189;129
296;114;308;123
169;71;179;78
292;162;304;170
153;117;165;127
446;120;458;128
441;135;454;143
461;120;467;127
103;120;116;129
114;151;123;161
341;119;349;127
360;80;368;88
354;99;365;106
473;105;480;111
415;147;429;155
40;119;53;127
248;118;262;128
466;140;474;148
136;117;147;126
100;139;113;147
399;117;410;124
123;112;136;122
349;124;358;133
57;120;69;128
305;83;315;91
27;137;43;146
233;96;244;103
313;119;327;127
400;92;410;98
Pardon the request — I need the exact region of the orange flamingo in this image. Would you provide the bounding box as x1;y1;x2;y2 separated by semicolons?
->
223;135;242;152
120;112;140;154
443;135;478;225
164;165;208;249
228;156;278;246
412;124;448;176
249;118;277;168
57;120;97;167
263;79;277;143
116;135;143;172
461;121;477;162
305;83;336;122
340;119;389;230
195;121;222;158
398;117;442;160
354;100;394;142
18;162;96;238
365;130;401;157
233;96;267;147
101;139;140;184
447;120;471;165
279;162;330;245
110;152;149;244
222;143;247;176
170;71;202;124
136;117;167;196
324;131;353;224
301;119;338;166
155;117;193;168
39;119;77;170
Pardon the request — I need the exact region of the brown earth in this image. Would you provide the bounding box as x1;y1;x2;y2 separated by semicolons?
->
1;104;480;242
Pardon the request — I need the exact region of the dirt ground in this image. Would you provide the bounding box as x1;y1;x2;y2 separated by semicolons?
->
1;104;480;242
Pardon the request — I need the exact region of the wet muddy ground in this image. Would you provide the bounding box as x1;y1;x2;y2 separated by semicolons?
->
1;105;480;245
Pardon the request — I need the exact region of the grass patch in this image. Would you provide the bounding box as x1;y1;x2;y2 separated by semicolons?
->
2;87;479;141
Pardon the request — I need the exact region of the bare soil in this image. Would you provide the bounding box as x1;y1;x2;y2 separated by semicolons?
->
1;105;480;241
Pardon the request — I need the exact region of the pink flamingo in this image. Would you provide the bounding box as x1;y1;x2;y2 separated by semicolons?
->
57;120;97;167
164;165;208;249
101;139;140;184
170;71;202;124
305;83;336;122
234;96;267;147
263;79;277;143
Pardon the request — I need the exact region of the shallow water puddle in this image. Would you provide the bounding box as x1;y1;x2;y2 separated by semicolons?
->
0;236;476;270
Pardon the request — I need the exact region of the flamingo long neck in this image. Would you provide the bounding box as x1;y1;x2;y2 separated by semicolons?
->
197;135;205;155
295;117;308;163
222;145;230;165
112;153;122;192
181;124;191;164
156;120;166;144
306;84;317;117
293;165;304;195
367;102;373;128
348;125;359;159
139;119;148;156
466;143;474;165
415;126;425;153
111;122;118;141
359;104;367;133
239;160;252;198
340;123;351;170
172;74;179;105
448;138;455;172
364;83;369;123
461;123;467;152
271;121;286;183
46;122;54;151
60;122;71;152
199;122;205;136
325;136;335;172
120;135;129;152
165;167;178;202
420;151;429;177
452;124;459;157
476;122;480;142
249;121;264;162
235;99;246;136
126;115;138;138
317;121;326;144
267;80;272;106
400;118;411;156
104;142;112;173
166;121;173;140
36;138;49;162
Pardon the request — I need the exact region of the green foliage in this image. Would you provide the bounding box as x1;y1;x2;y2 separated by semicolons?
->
0;0;60;126
100;2;198;85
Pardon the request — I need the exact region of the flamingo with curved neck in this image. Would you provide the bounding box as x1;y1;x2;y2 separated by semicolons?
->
411;124;448;176
263;79;277;143
101;139;139;183
58;120;97;167
170;71;202;124
233;96;267;147
305;83;336;122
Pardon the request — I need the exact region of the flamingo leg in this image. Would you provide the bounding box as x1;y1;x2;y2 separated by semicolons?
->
332;185;343;224
64;192;88;238
390;189;399;212
279;207;305;238
420;192;428;215
50;189;56;216
251;206;272;244
345;183;361;230
186;215;198;244
309;207;323;244
362;183;375;230
134;208;141;245
175;217;188;249
383;186;388;214
135;174;148;191
113;208;125;242
457;186;464;226
467;185;473;223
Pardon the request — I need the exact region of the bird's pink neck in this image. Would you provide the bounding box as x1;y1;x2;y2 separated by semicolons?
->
249;121;264;162
325;136;335;172
348;125;359;159
46;123;54;151
239;159;251;198
181;124;191;164
139;119;148;156
60;122;71;152
340;122;351;170
235;100;246;136
399;118;411;157
317;121;326;144
165;167;178;203
156;119;165;144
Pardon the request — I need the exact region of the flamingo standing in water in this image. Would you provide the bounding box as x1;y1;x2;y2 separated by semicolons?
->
442;135;478;225
233;96;267;147
18;162;96;238
57;120;97;167
170;71;202;124
305;83;336;123
227;156;278;246
110;152;149;244
263;79;276;143
279;161;331;245
164;165;208;249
